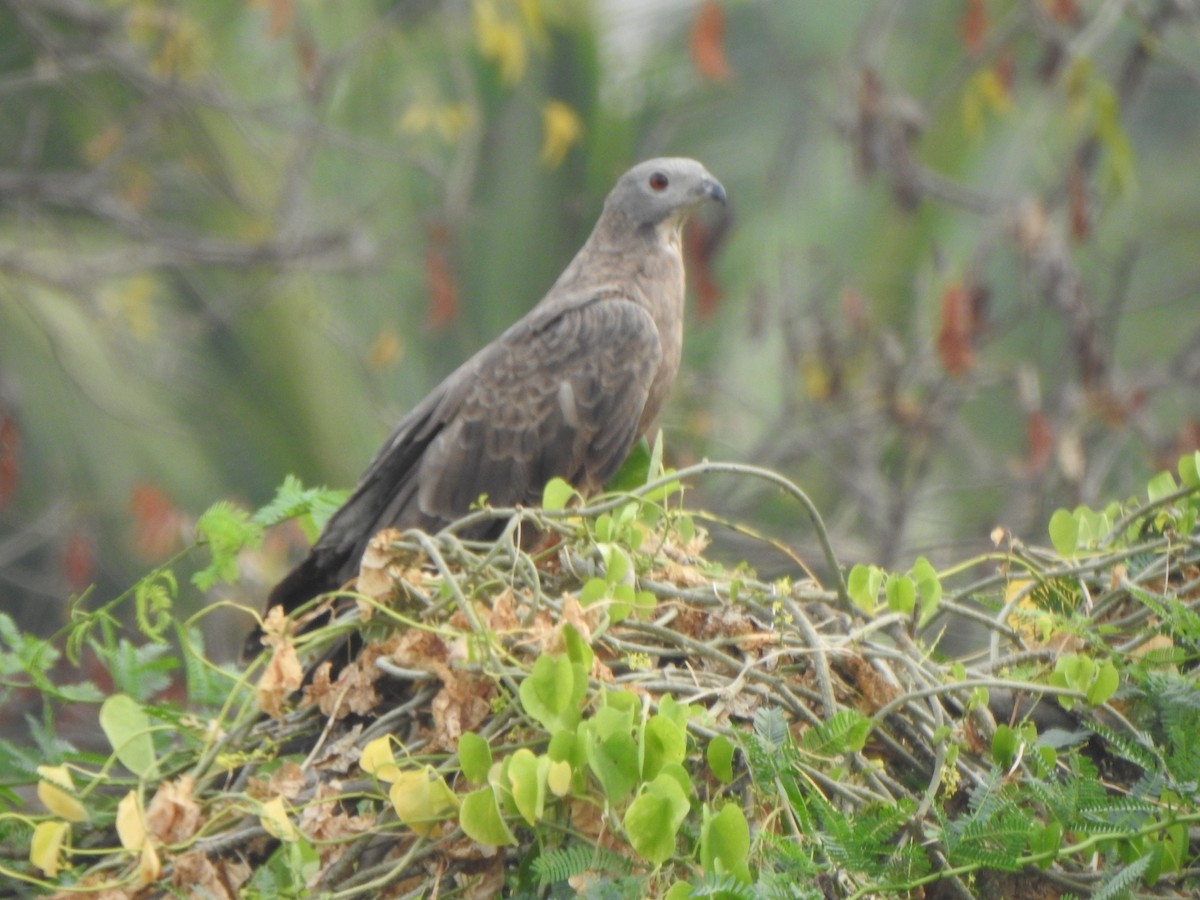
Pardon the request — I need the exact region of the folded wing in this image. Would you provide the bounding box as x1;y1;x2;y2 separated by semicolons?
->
264;292;662;618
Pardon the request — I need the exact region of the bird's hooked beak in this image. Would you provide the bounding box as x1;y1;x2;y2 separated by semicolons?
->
701;176;727;205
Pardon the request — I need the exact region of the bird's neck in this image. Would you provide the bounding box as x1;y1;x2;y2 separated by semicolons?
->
556;209;685;298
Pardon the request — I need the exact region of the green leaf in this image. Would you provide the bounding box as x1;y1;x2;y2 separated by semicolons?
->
911;556;943;626
585;729;639;804
560;623;594;672
458;732;492;784
847;564;883;614
1031;821;1063;866
1048;508;1079;557
992;724;1019;770
579;577;608;606
598;543;631;585
623;772;690;865
506;748;547;826
1146;470;1177;503
99;694;159;779
885;574;915;615
656;694;693;730
604;438;652;493
1086;659;1119;705
582;707;639;804
547;730;586;794
707;735;735;784
542;477;577;512
460;786;516;847
642;714;687;781
700;802;751;882
518;654;586;732
1178;452;1200;488
604;688;641;717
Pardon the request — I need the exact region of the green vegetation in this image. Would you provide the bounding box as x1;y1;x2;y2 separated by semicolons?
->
2;451;1199;897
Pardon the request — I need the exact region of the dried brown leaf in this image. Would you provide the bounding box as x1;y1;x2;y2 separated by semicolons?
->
303;656;380;720
268;760;308;800
256;639;303;718
145;775;201;844
171;850;247;899
431;669;495;751
961;0;988;54
936;281;975;377
689;0;732;82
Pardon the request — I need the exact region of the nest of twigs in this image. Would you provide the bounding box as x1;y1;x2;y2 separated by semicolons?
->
34;463;1200;899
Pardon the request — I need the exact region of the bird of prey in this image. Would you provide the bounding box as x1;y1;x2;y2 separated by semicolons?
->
261;157;726;629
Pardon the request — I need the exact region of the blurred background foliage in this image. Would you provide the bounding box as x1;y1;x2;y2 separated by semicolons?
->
1;0;1198;655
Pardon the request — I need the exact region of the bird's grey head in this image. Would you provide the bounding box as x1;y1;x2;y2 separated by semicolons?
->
603;158;726;233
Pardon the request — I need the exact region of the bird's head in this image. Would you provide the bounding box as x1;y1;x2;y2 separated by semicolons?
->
604;157;726;240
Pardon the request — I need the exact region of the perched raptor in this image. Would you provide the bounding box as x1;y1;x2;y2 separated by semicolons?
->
262;157;725;629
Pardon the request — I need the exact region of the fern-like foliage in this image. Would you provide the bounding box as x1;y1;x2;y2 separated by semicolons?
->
531;844;634;889
938;770;1031;871
191;501;263;590
799;709;869;757
686;872;757;899
251;473;349;537
1090;851;1153;900
1082;720;1156;773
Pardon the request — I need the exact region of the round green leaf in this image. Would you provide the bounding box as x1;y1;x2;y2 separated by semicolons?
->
1048;508;1079;557
623;773;690;865
701;802;751;880
457;732;492;784
99;694;159;779
847;564;883;614
460;786;516;847
707;735;735;784
506;748;547;826
885;574;916;615
542;478;576;512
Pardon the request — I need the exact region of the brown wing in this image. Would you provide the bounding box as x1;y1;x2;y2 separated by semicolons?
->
418;295;662;518
263;294;661;618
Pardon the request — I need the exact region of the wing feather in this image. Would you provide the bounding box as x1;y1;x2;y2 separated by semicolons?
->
265;293;662;618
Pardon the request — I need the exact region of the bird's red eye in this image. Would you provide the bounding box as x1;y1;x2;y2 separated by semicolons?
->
648;172;669;191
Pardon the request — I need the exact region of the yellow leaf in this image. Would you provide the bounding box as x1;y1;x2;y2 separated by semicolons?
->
389;766;459;837
116;790;146;851
437;103;475;142
126;8;211;81
547;759;572;797
399;102;435;135
30;820;70;877
137;841;162;886
801;355;832;401
474;0;526;85
399;101;475;143
36;765;88;823
259;796;300;842
540;100;582;168
360;736;401;782
100;275;159;342
368;329;403;371
961;67;1012;139
518;0;550;47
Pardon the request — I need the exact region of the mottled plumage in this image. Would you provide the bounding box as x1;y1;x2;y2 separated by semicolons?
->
262;158;725;627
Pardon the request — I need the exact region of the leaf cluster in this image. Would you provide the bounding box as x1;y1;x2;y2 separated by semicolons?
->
1;455;1199;897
